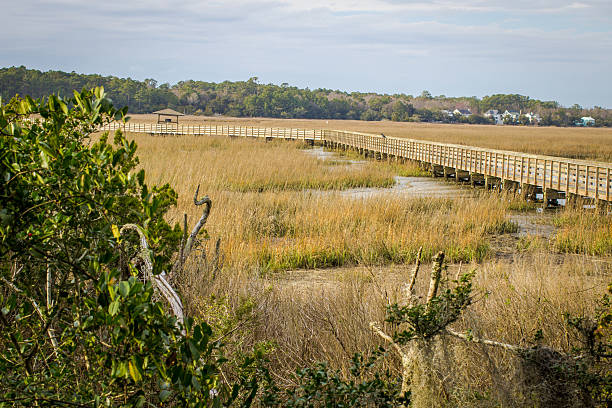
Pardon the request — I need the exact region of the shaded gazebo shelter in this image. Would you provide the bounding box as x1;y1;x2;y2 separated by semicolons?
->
153;108;185;124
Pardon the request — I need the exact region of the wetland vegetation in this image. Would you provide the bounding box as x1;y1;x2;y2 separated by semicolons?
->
130;126;611;406
2;90;610;407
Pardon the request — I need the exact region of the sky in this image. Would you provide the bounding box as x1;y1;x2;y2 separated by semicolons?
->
1;0;611;108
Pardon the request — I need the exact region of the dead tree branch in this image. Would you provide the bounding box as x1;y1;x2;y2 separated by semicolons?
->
426;251;444;304
120;186;215;333
444;328;521;352
405;246;422;305
370;322;412;399
184;185;212;259
120;224;184;327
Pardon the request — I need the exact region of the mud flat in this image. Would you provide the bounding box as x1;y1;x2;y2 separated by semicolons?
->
337;176;474;199
509;213;556;238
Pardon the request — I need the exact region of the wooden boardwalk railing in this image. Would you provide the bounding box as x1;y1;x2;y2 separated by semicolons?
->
101;122;325;141
101;122;612;203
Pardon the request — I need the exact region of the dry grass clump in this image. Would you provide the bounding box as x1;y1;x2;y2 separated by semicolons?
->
243;193;515;270
170;192;514;272
511;206;612;256
128;114;612;162
552;208;612;256
441;253;610;407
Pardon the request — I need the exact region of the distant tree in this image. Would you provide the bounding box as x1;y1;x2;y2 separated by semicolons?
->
519;115;531;126
391;101;415;121
468;114;493;125
361;109;382;121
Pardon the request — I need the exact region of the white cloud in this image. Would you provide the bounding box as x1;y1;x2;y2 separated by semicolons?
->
274;0;604;13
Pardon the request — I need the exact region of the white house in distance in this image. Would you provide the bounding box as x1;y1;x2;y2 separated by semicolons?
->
484;109;503;125
503;110;520;122
579;116;596;126
453;108;472;117
523;112;542;124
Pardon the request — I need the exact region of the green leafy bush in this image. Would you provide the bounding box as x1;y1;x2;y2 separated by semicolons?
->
0;88;261;407
261;351;405;407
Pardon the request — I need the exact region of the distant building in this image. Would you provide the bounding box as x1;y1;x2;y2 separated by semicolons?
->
523;112;542;124
441;109;454;117
484;109;503;125
153;108;185;124
453;108;472;117
577;116;596;126
503;110;520;122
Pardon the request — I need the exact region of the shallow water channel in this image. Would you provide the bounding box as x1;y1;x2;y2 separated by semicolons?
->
303;146;557;237
304;146;474;199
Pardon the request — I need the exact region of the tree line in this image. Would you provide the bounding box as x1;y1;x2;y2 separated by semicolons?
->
1;65;610;126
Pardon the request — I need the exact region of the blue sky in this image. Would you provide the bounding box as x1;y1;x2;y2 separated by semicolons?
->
1;0;611;107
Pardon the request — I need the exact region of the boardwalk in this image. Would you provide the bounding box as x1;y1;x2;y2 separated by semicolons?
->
102;122;612;204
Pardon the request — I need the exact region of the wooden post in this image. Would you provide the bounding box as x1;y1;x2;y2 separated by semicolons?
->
596;167;600;200
575;164;580;196
565;162;570;195
586;165;590;197
607;167;610;202
543;159;547;191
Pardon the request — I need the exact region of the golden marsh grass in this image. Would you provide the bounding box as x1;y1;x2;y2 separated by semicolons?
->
128;133;518;271
135;135;395;192
118;128;610;406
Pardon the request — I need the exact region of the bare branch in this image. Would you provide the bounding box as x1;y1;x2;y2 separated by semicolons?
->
426;251;445;304
445;328;520;352
455;262;463;281
405;246;423;305
120;224;184;328
370;321;412;401
184;185;212;259
370;321;404;356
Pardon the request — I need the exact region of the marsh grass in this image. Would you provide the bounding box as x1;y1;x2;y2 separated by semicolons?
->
130;129;611;271
120;127;611;406
133;134;395;192
128;132;520;271
380;161;431;177
183;253;610;407
552;208;612;255
181;191;511;272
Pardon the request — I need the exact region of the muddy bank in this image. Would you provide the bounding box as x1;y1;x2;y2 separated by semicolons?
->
509;213;556;238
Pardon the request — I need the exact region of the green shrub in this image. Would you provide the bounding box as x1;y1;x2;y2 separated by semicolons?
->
0;89;262;407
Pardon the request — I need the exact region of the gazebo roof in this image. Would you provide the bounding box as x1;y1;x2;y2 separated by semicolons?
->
153;108;185;116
